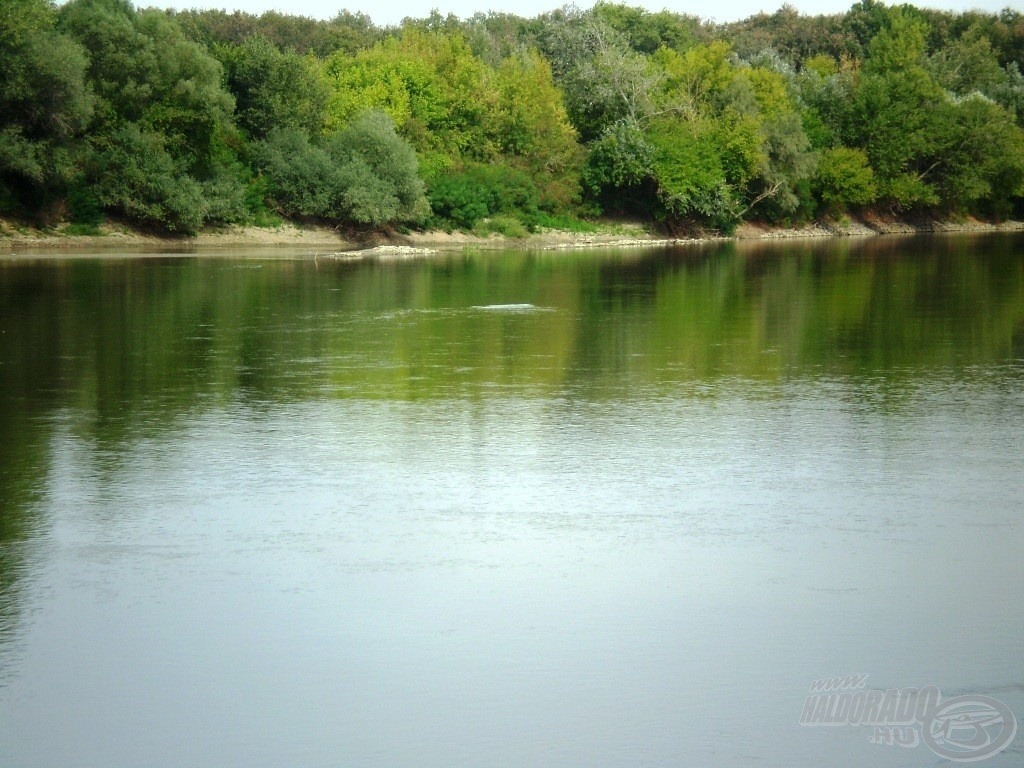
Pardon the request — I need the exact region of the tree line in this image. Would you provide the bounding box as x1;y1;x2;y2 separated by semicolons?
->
2;0;1023;236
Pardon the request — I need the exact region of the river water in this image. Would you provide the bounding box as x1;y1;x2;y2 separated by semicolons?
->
1;235;1022;766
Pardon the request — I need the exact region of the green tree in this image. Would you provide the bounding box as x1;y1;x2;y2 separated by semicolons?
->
928;28;1024;122
0;0;92;215
735;65;816;220
252;127;340;219
86;124;206;234
591;2;699;55
539;8;663;141
58;0;242;228
720;5;859;63
796;58;855;150
561;45;662;141
840;0;891;59
929;28;1006;96
582;118;655;211
646;116;738;232
813;147;878;212
170;9;381;57
222;34;329;140
324;30;495;175
930;95;1024;216
254;112;427;226
843;10;945;208
59;0;234;167
649;43;814;223
327;111;429;225
488;49;582;209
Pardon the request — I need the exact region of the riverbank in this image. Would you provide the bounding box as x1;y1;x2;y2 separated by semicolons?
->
2;214;1023;254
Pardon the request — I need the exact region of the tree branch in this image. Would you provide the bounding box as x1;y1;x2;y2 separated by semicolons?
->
738;180;784;217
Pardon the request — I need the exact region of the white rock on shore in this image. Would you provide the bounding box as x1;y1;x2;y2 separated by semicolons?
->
329;244;439;259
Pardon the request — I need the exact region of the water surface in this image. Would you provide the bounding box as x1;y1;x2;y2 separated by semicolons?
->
1;235;1022;766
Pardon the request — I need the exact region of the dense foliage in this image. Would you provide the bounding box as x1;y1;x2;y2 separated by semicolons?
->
2;0;1023;235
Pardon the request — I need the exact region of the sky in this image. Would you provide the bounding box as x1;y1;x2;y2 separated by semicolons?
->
143;0;1017;28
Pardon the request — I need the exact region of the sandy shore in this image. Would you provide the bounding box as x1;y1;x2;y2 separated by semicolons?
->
2;216;1022;256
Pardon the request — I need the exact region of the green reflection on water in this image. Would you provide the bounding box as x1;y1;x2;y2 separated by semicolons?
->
1;232;1023;760
0;234;1021;419
0;234;1022;609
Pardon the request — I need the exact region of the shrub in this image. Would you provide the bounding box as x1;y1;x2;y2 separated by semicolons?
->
64;222;101;235
427;163;539;229
89;125;206;235
326;111;428;225
473;214;529;238
532;212;598;232
252;127;342;219
880;173;939;211
200;171;248;226
646;119;740;233
583;120;655;199
254;112;428;226
67;182;102;225
813;147;877;213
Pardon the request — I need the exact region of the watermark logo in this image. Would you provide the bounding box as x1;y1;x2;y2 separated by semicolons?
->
800;675;1017;762
924;695;1018;762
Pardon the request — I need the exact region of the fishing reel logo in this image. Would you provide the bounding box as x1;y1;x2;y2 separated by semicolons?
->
800;676;1018;762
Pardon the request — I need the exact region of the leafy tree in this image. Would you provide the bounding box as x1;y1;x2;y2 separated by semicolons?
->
326;111;429;225
813;147;877;212
863;6;929;73
0;0;92;142
730;66;815;220
646;117;738;232
945;9;1024;70
750;111;816;220
58;0;234;174
488;49;582;208
461;11;538;67
591;2;699;54
929;28;1005;96
561;45;662;141
170;9;381;57
255;112;427;226
928;28;1024;122
537;6;663;140
840;0;891;59
650;42;814;223
719;5;860;63
56;0;243;228
324;30;495;175
427;163;539;229
652;42;737;119
842;9;946;208
86;124;206;234
252;127;340;219
0;0;91;214
796;58;855;150
536;5;614;82
196;127;251;225
582;118;655;210
990;63;1024;125
222;34;329;140
930;95;1024;216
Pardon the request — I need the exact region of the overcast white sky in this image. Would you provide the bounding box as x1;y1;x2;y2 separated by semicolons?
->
145;0;1016;29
